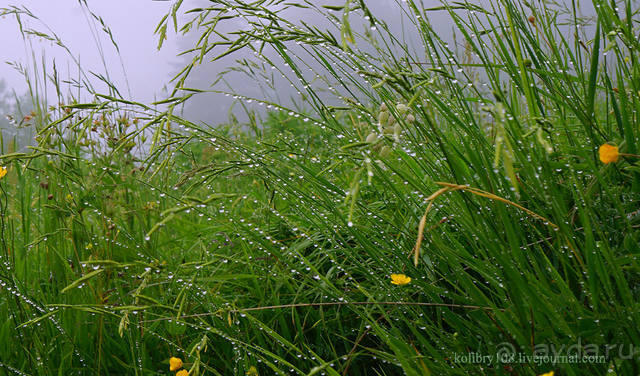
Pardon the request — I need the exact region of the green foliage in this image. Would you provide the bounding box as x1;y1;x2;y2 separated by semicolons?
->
2;0;640;375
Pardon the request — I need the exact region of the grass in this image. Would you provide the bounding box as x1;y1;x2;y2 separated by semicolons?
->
1;0;640;375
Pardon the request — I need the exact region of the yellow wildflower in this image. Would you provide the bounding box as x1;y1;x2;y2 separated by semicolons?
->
390;274;411;285
599;144;619;164
246;365;259;376
0;166;7;179
169;357;183;371
176;370;189;376
539;372;554;376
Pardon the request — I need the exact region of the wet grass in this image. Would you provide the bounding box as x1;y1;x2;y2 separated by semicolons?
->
1;0;640;375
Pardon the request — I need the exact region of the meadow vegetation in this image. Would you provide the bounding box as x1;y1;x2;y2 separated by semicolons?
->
1;0;640;375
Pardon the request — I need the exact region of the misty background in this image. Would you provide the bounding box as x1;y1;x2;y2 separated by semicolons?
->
1;0;596;151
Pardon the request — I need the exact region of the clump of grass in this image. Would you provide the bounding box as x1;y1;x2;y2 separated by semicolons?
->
2;0;640;375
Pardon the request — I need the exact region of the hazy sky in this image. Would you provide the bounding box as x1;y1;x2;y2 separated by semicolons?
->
0;1;430;105
0;1;348;123
1;0;597;126
0;1;178;102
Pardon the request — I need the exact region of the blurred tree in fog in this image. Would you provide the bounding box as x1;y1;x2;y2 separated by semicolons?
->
0;79;34;153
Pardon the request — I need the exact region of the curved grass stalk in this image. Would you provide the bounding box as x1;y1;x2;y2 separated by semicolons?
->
413;182;558;267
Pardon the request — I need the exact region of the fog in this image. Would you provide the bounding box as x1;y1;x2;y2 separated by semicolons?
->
0;0;178;101
1;0;597;138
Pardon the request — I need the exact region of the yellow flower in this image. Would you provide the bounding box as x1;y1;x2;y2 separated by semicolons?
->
176;370;189;376
0;166;7;179
246;365;259;375
169;357;183;371
539;372;554;376
391;273;411;285
599;144;619;164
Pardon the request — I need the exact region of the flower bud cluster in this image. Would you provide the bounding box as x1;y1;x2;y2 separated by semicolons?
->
365;102;415;157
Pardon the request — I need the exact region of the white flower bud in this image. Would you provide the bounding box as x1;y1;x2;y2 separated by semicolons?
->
387;115;396;126
378;111;389;126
